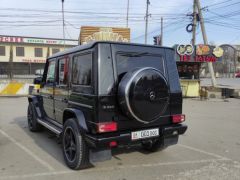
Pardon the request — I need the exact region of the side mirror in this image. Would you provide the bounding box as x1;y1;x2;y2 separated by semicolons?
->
33;76;42;85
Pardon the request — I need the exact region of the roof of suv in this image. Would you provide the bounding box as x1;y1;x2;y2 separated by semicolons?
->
49;41;174;59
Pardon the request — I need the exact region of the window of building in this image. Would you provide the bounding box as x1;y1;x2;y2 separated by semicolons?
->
0;46;5;56
52;48;60;55
72;53;92;86
35;48;43;57
16;47;24;57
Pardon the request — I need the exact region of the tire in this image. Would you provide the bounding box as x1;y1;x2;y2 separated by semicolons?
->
62;118;90;170
118;67;169;124
141;139;166;152
27;102;42;132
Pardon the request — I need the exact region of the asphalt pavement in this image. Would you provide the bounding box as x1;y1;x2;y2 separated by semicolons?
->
0;97;240;180
201;78;240;89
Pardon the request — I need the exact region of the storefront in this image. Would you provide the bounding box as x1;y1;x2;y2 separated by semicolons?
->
175;44;223;97
0;35;78;76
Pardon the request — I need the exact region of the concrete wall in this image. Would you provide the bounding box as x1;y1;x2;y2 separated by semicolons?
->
0;79;34;96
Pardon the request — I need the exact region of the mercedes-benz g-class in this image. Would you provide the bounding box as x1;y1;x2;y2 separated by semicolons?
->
27;41;187;170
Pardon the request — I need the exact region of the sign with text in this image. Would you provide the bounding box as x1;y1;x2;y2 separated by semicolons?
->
80;26;130;44
0;36;78;45
175;44;223;63
14;58;46;63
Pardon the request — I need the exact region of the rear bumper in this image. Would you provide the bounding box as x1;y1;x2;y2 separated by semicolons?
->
85;124;187;149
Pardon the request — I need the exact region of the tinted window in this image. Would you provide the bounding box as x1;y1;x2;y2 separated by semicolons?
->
72;53;92;86
58;58;68;85
16;47;24;56
35;48;43;57
116;53;165;76
46;61;56;84
0;46;5;56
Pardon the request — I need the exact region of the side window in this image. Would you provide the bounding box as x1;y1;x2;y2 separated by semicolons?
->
58;58;68;85
46;61;56;84
72;53;92;86
0;46;5;56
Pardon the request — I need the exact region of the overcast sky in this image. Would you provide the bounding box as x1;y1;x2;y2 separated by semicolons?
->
0;0;240;46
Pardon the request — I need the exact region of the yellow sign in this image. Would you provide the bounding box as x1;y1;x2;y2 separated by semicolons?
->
80;26;130;45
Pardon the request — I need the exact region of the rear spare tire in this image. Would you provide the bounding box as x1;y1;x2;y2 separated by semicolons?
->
118;67;169;124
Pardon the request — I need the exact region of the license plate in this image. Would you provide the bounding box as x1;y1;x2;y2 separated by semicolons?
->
131;128;159;140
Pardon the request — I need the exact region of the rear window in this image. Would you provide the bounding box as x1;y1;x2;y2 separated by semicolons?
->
116;52;165;77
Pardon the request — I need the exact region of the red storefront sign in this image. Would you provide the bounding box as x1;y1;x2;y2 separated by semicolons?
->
175;44;223;63
180;55;217;62
0;36;23;43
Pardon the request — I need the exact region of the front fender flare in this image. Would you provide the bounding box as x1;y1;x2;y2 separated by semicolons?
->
28;95;42;118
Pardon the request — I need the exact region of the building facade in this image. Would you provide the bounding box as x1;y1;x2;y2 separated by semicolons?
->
0;35;78;76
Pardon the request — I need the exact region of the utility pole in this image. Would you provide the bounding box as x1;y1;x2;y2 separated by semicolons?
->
126;0;130;27
192;0;197;46
144;0;150;44
9;46;13;79
61;0;66;49
160;17;163;46
196;0;217;87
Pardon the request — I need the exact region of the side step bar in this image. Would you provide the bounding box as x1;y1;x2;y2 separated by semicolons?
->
37;118;62;135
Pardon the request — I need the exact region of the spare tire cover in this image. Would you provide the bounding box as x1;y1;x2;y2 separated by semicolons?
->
118;67;169;124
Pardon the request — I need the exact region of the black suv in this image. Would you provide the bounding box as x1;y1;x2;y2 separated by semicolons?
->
28;41;187;170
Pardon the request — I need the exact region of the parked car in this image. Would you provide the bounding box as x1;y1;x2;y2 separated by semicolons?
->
235;72;240;78
27;41;187;170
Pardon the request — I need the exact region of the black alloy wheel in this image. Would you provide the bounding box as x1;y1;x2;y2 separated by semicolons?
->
27;103;42;132
62;118;90;170
27;105;34;129
63;127;77;162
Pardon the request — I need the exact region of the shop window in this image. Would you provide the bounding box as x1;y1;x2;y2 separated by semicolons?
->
0;46;5;56
52;48;60;54
177;63;199;79
16;47;24;57
35;48;43;57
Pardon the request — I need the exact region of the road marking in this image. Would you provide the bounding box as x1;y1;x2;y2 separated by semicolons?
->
0;129;54;171
0;159;230;179
178;144;231;160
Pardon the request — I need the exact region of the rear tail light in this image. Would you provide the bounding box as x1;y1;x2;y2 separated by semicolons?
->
109;141;117;147
172;114;185;123
97;122;117;133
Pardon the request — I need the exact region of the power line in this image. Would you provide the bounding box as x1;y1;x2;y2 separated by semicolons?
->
203;0;235;8
0;7;187;16
210;1;240;10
